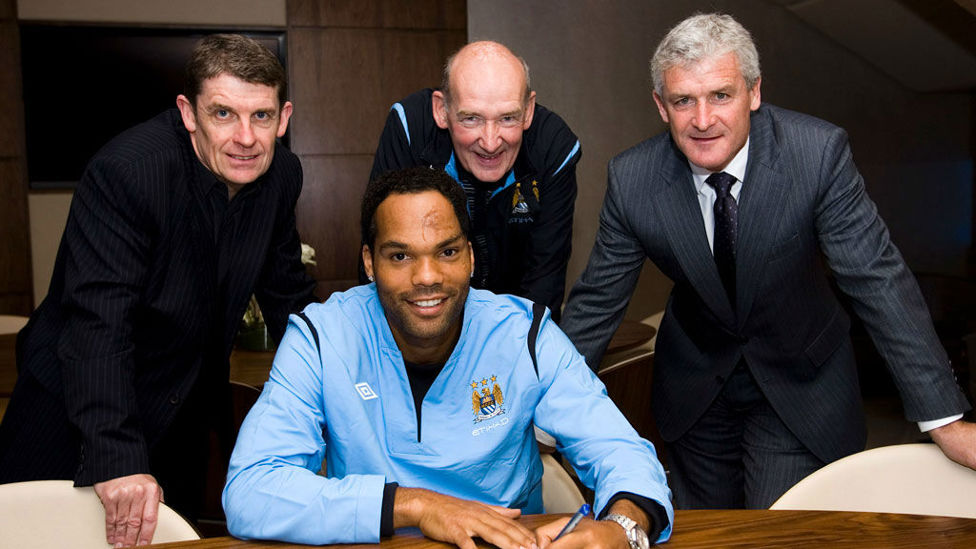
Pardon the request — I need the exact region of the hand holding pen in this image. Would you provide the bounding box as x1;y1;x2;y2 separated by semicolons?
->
553;503;591;541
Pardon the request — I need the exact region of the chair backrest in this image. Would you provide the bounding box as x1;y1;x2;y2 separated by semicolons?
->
541;453;586;514
770;443;976;518
0;480;200;548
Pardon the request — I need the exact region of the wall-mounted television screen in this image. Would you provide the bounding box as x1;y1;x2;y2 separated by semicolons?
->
20;25;286;189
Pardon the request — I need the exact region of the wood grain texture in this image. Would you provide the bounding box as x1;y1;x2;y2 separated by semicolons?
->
0;20;25;158
146;510;976;548
288;0;465;30
0;332;16;395
288;27;465;155
0;159;33;315
0;0;33;314
668;509;976;548
294;154;373;285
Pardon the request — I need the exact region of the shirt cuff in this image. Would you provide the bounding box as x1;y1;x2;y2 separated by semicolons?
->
599;491;669;543
918;414;964;433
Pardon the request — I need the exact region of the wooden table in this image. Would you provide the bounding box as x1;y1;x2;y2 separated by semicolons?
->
605;319;656;354
149;509;976;548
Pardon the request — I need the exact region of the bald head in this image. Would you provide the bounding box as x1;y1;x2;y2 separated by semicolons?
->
431;40;537;183
440;41;532;108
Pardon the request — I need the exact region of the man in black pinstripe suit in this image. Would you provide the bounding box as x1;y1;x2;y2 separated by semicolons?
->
562;13;975;510
0;35;316;546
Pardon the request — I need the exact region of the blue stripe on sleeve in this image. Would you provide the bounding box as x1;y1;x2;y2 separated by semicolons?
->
392;103;410;146
554;139;581;175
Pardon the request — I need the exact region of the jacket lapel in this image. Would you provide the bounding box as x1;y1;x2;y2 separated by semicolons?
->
735;107;788;327
655;141;736;325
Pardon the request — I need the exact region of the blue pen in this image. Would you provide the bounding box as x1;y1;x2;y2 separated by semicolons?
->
554;503;591;541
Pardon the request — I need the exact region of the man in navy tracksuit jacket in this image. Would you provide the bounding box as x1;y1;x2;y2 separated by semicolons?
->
370;41;581;320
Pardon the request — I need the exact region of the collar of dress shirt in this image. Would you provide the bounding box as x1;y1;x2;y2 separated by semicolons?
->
690;138;750;197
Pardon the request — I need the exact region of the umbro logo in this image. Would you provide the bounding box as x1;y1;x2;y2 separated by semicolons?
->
355;382;378;400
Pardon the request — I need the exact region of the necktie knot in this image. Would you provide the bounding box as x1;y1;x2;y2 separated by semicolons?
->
705;171;736;197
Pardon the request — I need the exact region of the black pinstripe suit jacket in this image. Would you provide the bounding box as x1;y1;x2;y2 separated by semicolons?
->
8;109;316;485
562;103;970;463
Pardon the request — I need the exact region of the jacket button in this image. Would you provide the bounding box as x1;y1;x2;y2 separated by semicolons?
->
169;395;181;405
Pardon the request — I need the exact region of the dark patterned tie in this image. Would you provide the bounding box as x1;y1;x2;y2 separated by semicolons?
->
705;171;738;305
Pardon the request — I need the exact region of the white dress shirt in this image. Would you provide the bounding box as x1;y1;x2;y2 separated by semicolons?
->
687;140;959;433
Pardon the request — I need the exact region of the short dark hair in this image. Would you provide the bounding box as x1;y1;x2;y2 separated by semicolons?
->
184;34;287;106
361;167;470;249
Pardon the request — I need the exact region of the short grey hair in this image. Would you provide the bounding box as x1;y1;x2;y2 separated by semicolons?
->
440;42;532;107
650;13;761;96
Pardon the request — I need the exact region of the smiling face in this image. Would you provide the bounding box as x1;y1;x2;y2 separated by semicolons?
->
432;43;535;184
653;52;761;172
362;190;474;364
177;73;292;196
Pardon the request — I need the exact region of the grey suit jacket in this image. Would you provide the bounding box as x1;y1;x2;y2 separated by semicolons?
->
562;103;970;463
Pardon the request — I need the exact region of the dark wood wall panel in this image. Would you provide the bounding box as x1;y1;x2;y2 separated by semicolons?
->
0;26;25;158
287;0;466;299
295;154;373;294
0;0;33;315
289;27;466;155
288;0;465;30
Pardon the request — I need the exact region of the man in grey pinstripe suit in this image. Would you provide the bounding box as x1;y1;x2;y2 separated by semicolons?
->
561;13;975;510
0;35;316;546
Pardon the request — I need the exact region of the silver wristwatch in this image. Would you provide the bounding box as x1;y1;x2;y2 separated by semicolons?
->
602;513;650;549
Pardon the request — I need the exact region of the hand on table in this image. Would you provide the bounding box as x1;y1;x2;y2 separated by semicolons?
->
537;498;651;549
394;487;538;549
93;473;164;547
929;419;976;470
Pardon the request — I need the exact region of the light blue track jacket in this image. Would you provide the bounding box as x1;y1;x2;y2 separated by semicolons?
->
223;286;672;544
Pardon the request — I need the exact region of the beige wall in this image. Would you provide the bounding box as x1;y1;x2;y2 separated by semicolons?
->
17;0;285;26
18;0;286;306
468;0;973;320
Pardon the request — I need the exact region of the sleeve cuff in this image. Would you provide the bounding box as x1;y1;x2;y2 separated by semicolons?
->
599;491;669;543
918;414;964;433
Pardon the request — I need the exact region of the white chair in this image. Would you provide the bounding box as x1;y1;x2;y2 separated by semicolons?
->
771;443;976;518
0;480;200;548
541;453;586;513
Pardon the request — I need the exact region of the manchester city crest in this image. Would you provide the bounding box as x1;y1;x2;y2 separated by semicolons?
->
509;180;540;222
471;375;505;422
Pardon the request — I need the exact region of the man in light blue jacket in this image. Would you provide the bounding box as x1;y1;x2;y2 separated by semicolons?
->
223;167;672;549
